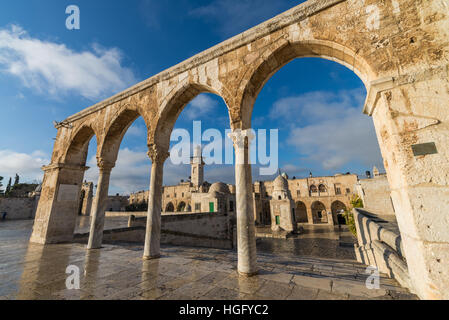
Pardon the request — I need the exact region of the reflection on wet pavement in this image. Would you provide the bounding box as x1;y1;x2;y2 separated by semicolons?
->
257;225;357;261
0;220;418;300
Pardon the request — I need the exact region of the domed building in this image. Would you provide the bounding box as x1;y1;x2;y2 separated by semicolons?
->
269;173;296;232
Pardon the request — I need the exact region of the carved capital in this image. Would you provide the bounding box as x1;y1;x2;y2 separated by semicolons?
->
147;145;170;164
96;158;115;172
227;129;255;150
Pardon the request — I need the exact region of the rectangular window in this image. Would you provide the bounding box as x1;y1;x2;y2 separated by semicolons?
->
195;203;201;211
296;190;301;197
209;202;215;213
275;216;280;225
346;188;351;194
335;188;341;195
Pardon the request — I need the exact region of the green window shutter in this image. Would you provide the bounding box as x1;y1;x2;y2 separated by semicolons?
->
209;202;214;213
276;216;280;225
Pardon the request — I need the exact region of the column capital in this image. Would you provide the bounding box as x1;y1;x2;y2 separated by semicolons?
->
147;145;170;164
227;129;255;149
96;158;115;172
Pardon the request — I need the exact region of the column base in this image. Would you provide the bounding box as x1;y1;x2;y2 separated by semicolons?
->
143;254;161;260
238;270;259;277
86;246;102;250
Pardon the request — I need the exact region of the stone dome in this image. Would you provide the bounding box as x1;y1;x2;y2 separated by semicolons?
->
209;182;231;195
273;174;289;191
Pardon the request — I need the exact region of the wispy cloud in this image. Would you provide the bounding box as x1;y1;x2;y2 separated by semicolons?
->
0;25;136;100
271;89;383;171
182;94;218;120
0;150;49;183
189;0;297;37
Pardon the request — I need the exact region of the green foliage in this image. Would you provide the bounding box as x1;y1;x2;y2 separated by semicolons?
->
343;195;364;237
13;174;19;186
0;176;3;195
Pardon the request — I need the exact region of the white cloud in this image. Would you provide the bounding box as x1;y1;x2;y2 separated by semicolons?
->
271;89;383;171
85;148;151;195
182;94;218;120
0;25;136;100
0;150;49;183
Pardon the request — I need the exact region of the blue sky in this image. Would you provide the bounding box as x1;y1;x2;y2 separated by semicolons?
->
0;0;384;194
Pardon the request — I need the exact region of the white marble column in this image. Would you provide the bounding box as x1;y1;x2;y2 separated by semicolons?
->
143;146;169;260
87;159;114;250
228;129;258;276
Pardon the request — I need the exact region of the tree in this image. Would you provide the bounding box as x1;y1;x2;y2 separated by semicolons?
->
0;176;3;194
5;177;12;194
13;174;20;186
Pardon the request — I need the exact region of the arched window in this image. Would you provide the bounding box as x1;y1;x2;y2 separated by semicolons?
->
319;184;327;193
310;185;318;193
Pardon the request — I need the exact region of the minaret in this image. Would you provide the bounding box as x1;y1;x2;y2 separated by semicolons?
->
191;145;204;188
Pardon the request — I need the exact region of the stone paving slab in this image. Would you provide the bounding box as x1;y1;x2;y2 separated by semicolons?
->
0;220;418;300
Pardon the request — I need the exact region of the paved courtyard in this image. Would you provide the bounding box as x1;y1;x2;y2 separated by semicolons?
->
0;220;417;300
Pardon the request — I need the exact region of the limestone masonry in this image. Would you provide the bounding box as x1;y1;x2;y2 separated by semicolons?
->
29;0;449;299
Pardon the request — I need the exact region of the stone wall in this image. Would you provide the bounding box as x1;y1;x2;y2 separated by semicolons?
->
130;212;234;249
353;208;413;294
355;176;395;216
0;198;38;220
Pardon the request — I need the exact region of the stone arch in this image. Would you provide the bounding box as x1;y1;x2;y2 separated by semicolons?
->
331;200;347;225
311;201;327;224
238;39;375;129
318;184;327;193
64;125;98;166
295;201;308;223
309;185;318;193
177;201;186;212
152;82;233;149
99;107;150;164
165;202;174;212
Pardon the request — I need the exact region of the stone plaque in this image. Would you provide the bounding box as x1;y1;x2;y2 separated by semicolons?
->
412;142;438;156
57;184;79;202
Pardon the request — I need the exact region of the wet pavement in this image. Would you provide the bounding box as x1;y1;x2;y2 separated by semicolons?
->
257;225;357;261
0;219;418;300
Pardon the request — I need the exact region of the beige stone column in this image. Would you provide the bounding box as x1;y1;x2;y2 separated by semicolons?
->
30;163;89;244
365;74;449;299
87;159;114;250
229;129;258;276
143;146;169;260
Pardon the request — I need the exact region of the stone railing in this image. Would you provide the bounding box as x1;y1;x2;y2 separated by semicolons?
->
353;208;414;294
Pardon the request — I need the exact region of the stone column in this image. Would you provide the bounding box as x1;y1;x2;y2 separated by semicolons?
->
143;146;169;260
30;163;89;244
364;74;449;299
87;159;114;250
228;129;258;276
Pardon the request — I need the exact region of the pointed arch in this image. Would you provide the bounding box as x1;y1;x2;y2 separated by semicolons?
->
64;125;98;166
238;39;375;129
99;107;150;164
152;82;232;149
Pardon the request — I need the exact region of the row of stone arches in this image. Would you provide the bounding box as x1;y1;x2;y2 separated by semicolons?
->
295;200;347;225
164;202;191;213
28;0;449;298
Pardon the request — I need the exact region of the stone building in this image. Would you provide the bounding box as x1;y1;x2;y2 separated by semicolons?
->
253;173;358;227
355;167;395;216
129;147;236;215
